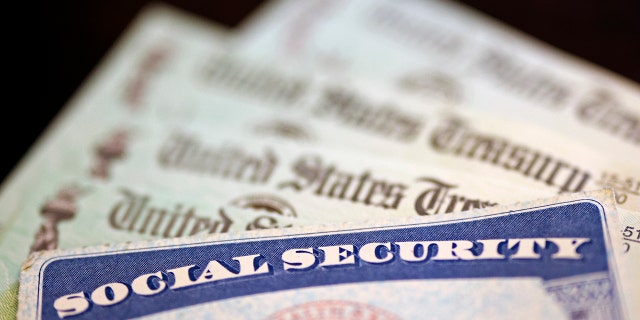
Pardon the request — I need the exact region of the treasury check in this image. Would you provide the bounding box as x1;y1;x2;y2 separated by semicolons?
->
125;48;640;210
18;190;632;319
11;0;634;213
237;0;640;154
55;4;635;210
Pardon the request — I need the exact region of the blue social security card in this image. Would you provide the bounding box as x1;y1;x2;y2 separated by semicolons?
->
18;190;633;319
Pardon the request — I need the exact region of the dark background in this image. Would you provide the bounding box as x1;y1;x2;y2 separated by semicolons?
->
7;0;639;183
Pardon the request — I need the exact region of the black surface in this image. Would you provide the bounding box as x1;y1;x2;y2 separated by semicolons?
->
6;0;639;184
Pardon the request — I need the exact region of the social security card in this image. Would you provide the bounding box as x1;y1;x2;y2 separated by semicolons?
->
18;190;630;319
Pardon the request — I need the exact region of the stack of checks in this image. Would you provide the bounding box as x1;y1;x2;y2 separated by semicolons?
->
1;1;638;319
